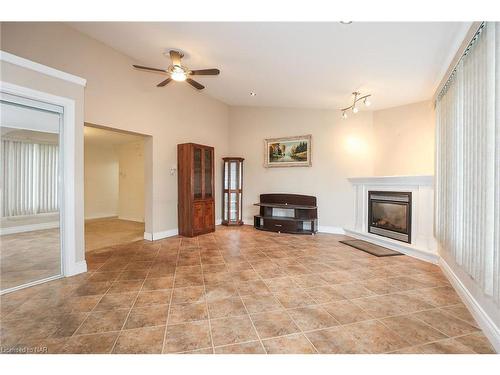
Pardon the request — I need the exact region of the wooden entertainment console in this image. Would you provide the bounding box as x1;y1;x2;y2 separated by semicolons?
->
253;193;318;235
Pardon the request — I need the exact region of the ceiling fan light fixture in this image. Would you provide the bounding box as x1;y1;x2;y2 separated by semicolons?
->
170;66;187;81
352;106;359;114
364;98;371;106
250;92;257;96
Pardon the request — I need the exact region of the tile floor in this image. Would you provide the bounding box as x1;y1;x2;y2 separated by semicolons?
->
0;226;496;354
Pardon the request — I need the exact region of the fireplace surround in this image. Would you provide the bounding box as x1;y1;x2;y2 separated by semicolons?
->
346;175;437;263
368;191;411;243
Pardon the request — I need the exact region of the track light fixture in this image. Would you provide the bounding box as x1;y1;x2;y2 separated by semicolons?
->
341;91;372;119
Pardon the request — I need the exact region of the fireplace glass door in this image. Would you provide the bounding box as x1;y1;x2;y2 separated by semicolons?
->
368;191;411;243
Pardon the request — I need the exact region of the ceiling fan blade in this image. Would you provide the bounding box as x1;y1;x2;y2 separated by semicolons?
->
186;78;205;90
157;78;172;87
190;68;220;76
132;64;166;73
170;50;182;66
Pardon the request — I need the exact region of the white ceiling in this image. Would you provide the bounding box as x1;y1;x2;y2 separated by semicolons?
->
69;22;471;110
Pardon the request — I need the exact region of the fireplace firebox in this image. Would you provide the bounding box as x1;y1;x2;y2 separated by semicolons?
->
368;191;411;243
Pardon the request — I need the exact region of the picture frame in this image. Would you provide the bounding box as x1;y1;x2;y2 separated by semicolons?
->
264;134;312;168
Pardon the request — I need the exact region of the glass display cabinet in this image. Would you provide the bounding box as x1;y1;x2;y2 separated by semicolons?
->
222;157;244;225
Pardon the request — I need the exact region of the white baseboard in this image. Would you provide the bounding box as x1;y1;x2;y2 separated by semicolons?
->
318;226;345;235
84;215;118;221
343;228;439;264
66;260;87;277
118;216;144;223
0;221;60;235
439;258;499;353
144;229;179;241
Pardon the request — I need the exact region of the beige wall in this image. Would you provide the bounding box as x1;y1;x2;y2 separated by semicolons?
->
118;141;145;222
1;22;229;236
372;100;435;176
228;106;375;229
84;143;119;219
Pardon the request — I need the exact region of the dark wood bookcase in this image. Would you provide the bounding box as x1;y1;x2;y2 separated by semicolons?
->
253;193;318;234
177;143;215;237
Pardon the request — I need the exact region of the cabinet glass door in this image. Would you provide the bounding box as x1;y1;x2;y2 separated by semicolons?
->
204;148;212;198
193;147;202;199
222;158;243;225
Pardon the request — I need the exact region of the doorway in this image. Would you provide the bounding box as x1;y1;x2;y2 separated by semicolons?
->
83;125;149;252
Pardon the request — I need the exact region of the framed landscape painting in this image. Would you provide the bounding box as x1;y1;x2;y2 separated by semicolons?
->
264;134;312;167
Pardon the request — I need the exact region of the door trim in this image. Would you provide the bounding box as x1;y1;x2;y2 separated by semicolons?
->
0;81;86;294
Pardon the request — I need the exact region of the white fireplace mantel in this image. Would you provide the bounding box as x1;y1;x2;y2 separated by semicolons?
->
345;175;438;263
347;175;433;186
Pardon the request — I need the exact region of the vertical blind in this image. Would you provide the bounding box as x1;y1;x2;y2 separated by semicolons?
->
1;139;59;217
435;22;500;305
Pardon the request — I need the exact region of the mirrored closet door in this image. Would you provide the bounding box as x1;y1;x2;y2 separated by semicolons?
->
0;93;63;293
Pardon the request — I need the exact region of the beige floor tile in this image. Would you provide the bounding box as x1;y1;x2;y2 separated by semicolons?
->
135;290;171;307
204;283;238;302
305;326;371;354
75;309;130;335
124;304;168;330
287;305;339;331
262;333;316;354
236;280;271;296
439;304;478;327
454;332;496;354
94;292;138;311
250;310;300;339
410;309;479;337
304;286;345;304
418;338;476;354
113;326;165;354
210;315;259;346
168;302;208;324
142;276;174;291
61;332;119;354
343;320;410;353
215;341;265;354
322;300;373;324
380;315;447;346
207;297;248;319
164;320;212;353
241;293;283;313
171;286;205;305
107;280;144;294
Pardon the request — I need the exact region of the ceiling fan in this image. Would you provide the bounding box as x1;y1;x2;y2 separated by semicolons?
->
133;50;220;90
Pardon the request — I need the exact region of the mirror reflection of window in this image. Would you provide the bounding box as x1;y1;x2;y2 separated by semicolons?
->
0;98;62;291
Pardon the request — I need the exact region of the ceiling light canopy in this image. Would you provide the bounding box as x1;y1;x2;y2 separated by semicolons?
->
341;91;372;119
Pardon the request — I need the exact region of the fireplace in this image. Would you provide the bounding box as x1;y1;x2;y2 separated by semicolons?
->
368;191;411;243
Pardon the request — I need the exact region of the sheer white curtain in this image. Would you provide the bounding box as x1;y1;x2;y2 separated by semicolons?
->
435;22;500;305
1;139;59;217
